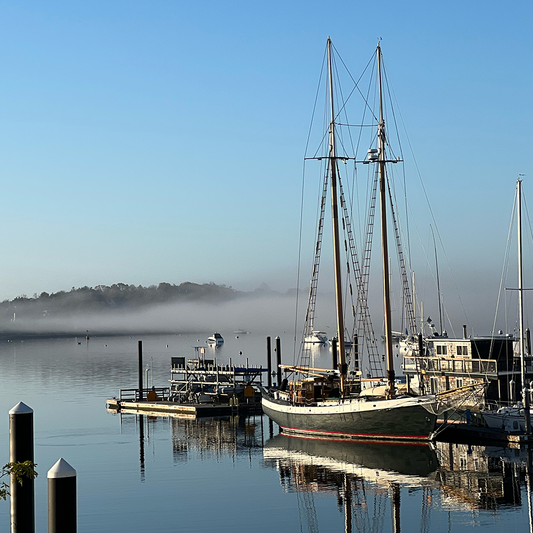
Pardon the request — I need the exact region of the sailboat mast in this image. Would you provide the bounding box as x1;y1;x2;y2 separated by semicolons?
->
517;178;531;434
377;43;395;398
327;37;347;395
431;225;444;335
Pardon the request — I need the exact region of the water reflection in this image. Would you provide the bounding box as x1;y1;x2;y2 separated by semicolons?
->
263;434;533;532
434;442;524;510
111;407;533;532
263;435;439;533
116;411;265;477
170;414;264;461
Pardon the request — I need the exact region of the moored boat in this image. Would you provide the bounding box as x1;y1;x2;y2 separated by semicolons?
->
261;38;437;441
481;178;533;433
207;332;224;346
304;330;328;344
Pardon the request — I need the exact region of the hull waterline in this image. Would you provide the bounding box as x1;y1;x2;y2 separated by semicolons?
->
262;390;437;441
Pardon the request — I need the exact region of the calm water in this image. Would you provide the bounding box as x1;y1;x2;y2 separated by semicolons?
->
0;332;532;532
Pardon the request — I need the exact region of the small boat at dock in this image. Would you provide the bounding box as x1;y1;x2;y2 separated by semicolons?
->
304;330;328;344
207;332;224;346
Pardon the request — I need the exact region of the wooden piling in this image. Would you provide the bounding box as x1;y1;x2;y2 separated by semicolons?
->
138;340;143;401
275;336;282;387
266;336;272;388
331;338;338;370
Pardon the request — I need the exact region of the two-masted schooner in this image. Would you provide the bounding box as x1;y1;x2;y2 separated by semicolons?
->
261;39;438;441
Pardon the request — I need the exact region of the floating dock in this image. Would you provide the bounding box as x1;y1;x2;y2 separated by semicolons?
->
106;347;266;418
106;397;256;417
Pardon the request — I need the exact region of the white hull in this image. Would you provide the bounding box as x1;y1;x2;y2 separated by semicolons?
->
482;406;530;432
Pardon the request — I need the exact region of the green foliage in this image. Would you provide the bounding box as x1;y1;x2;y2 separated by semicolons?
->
0;461;38;501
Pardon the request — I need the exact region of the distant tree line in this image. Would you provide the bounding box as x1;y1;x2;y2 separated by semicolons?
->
0;282;245;322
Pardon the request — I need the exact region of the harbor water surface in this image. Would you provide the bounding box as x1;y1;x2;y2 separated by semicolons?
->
0;332;532;532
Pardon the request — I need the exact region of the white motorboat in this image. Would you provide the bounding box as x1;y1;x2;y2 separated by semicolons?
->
303;330;328;344
207;332;224;346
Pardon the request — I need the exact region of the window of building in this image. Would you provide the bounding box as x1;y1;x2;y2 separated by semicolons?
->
456;378;464;388
436;345;448;355
430;377;439;394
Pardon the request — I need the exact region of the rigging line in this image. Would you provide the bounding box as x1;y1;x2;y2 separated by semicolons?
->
400;124;469;328
523;191;533;328
386;169;417;335
295;44;329;364
404;217;456;336
294;159;310;361
490;188;517;358
384;67;469;329
332;55;359;163
337;53;376;261
381;56;404;161
303;44;328;159
359;59;378;247
336;122;375;127
331;41;379;123
380;57;412;265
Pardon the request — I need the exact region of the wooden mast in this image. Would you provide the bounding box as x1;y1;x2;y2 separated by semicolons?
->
327;37;347;395
377;42;395;399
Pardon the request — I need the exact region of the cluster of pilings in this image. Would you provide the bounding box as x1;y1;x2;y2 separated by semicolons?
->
8;402;77;533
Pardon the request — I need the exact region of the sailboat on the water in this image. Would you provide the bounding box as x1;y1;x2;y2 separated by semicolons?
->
261;39;438;441
482;178;533;433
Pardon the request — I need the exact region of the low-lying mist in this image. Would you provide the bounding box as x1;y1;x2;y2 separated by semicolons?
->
3;294;308;337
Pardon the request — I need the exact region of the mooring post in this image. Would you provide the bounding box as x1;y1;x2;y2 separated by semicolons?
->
353;334;359;374
331;338;338;370
138;340;143;401
9;402;35;533
266;336;272;388
275;336;282;388
48;458;76;533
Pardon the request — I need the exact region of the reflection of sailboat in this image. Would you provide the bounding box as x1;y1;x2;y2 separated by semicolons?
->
264;434;439;483
264;434;439;533
261;38;437;441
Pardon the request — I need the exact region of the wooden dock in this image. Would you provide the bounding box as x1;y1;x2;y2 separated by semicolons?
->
107;398;237;417
106;396;262;417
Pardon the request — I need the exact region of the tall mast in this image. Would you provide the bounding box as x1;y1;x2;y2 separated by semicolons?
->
377;43;395;399
431;225;444;335
517;178;531;433
327;37;347;395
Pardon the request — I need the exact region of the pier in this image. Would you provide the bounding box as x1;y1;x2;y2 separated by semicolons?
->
106;345;265;417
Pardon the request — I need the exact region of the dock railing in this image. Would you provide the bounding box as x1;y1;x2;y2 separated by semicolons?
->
119;387;170;401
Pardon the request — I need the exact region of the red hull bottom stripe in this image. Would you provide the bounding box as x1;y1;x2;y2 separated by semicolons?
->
280;425;429;442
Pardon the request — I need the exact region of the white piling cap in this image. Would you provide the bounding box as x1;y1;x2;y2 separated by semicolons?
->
9;402;33;415
48;458;76;479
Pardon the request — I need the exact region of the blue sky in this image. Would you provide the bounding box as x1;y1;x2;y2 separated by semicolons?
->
1;1;533;332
